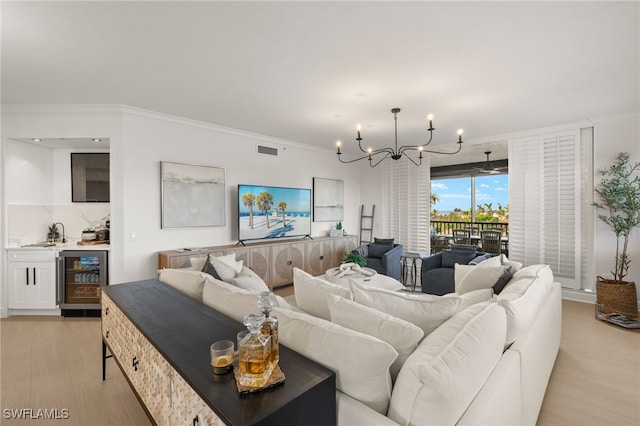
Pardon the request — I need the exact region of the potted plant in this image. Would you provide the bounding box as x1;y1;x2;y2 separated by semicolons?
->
593;152;640;321
330;222;343;237
47;223;59;242
342;252;367;267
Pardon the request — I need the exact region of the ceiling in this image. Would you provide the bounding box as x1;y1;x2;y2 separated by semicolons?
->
2;2;638;167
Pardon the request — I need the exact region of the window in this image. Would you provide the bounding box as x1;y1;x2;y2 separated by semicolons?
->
431;175;509;223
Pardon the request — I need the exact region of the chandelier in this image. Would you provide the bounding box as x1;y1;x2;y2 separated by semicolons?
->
336;108;464;167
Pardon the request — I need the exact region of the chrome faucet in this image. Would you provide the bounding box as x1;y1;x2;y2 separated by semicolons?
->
53;222;66;243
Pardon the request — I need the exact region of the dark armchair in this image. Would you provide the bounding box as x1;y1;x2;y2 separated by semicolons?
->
420;245;491;295
352;243;403;281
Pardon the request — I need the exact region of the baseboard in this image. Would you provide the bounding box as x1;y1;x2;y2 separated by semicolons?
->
562;288;640;310
562;288;596;304
7;308;61;316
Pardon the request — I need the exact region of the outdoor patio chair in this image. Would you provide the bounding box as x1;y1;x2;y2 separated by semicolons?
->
452;229;471;245
480;229;502;256
430;235;450;254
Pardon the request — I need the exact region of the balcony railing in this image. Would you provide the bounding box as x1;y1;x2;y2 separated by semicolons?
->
429;220;509;256
430;220;509;237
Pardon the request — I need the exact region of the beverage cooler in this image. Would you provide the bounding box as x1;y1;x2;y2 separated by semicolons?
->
56;250;108;316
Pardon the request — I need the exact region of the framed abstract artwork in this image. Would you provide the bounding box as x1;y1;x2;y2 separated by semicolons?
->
161;162;226;228
313;177;344;222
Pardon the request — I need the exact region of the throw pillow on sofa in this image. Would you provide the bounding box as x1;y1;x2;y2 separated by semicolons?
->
157;268;207;301
456;265;512;294
293;267;352;320
273;306;398;414
387;302;507;426
232;266;269;292
180;256;207;270
476;254;523;271
327;294;424;382
201;258;223;281
350;280;462;335
512;264;553;287
208;254;243;283
214;253;244;273
202;275;293;323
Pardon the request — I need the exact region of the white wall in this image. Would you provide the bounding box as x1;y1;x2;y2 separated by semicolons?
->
591;113;640;297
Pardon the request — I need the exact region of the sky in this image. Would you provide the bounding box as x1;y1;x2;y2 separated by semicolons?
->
238;185;311;213
431;174;509;213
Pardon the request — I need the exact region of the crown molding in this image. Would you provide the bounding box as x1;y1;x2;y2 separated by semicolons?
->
1;104;125;115
119;105;331;153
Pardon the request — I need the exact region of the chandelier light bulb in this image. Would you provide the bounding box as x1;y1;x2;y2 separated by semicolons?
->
357;124;362;139
427;114;434;121
336;140;342;155
457;129;464;143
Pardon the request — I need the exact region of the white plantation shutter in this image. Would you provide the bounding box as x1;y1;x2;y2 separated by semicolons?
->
509;128;592;289
580;128;595;289
384;158;430;253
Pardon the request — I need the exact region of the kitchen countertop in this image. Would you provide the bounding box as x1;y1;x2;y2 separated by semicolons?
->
6;241;110;251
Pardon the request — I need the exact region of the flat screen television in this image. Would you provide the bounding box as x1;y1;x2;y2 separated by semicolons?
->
238;184;311;242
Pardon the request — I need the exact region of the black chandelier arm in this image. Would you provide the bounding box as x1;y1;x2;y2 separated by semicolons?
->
357;138;396;157
368;152;391;167
402;153;423;167
419;141;464;156
337;150;391;164
398;129;434;153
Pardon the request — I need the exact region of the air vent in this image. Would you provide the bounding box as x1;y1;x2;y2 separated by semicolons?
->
256;145;278;157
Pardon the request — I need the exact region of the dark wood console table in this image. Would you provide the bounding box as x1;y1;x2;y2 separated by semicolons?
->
102;280;336;425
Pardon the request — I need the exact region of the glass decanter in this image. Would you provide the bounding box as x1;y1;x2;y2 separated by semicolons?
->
258;291;279;366
238;313;273;387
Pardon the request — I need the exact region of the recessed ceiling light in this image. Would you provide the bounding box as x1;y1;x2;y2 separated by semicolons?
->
32;138;42;142
92;138;102;143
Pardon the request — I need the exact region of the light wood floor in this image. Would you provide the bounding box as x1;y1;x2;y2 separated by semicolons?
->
1;299;638;426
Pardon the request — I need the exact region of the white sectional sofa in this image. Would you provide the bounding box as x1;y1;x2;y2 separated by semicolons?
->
158;258;561;426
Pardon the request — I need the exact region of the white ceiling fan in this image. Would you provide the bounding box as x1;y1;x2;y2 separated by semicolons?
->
474;151;508;174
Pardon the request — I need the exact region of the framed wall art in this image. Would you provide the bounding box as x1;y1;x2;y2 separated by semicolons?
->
161;161;226;228
313;177;344;222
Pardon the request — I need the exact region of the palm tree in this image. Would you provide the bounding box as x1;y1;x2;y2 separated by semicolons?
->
242;192;256;229
256;191;273;228
430;192;441;206
278;201;287;226
476;204;485;214
484;202;493;214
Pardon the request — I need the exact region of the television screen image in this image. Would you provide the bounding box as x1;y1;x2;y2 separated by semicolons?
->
238;184;311;242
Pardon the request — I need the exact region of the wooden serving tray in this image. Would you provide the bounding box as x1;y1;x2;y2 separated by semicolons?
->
77;240;109;245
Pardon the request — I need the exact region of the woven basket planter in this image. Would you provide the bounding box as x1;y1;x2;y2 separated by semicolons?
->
596;278;638;320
